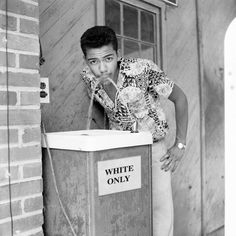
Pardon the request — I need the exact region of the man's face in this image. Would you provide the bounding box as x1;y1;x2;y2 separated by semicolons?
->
85;44;119;84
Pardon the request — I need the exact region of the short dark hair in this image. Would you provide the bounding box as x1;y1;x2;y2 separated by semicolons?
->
80;26;118;56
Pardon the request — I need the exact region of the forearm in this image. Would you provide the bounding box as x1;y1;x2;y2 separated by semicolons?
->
163;84;188;171
174;93;188;144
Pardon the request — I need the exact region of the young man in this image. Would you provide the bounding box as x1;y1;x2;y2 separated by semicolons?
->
80;26;188;236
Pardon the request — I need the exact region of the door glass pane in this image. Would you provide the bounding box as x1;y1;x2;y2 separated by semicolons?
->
141;44;154;61
105;0;120;34
123;5;138;39
104;0;160;65
141;11;154;43
124;39;139;58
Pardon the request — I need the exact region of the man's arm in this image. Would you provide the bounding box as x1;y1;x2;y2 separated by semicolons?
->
168;83;188;144
160;83;188;172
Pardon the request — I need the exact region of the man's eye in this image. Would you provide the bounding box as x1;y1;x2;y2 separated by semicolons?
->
105;57;113;62
89;60;98;65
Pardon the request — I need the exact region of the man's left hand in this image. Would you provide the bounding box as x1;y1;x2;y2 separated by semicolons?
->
160;144;185;172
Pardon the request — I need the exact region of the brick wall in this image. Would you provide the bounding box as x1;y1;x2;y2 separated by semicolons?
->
0;0;43;235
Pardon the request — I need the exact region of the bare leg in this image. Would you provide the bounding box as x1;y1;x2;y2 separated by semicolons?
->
152;141;174;236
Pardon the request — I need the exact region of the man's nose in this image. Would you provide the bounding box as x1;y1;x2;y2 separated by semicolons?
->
99;61;107;73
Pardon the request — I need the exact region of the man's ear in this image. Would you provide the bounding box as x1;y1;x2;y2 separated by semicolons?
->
117;49;121;58
83;55;88;66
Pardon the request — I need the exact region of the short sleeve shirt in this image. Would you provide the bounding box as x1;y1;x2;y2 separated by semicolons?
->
81;57;174;142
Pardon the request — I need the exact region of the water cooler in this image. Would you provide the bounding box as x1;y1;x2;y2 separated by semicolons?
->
42;129;153;236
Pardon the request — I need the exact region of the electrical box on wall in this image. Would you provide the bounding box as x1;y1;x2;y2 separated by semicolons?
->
40;77;50;103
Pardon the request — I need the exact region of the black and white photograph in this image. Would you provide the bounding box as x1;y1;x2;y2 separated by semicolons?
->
1;0;235;235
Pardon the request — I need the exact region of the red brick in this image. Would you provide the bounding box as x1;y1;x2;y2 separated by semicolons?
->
0;0;39;18
0;214;43;236
23;162;42;178
20;91;40;105
0;145;41;164
19;54;39;70
0;109;41;126
0;72;40;87
0;91;17;105
0;165;20;183
0;179;42;201
0;51;16;67
22;127;41;143
24;196;43;213
0;14;17;31
0;128;18;144
0;33;39;53
20;18;39;35
31;230;44;236
0;166;7;181
0;200;22;220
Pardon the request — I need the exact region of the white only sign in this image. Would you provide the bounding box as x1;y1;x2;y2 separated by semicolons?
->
97;156;141;196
